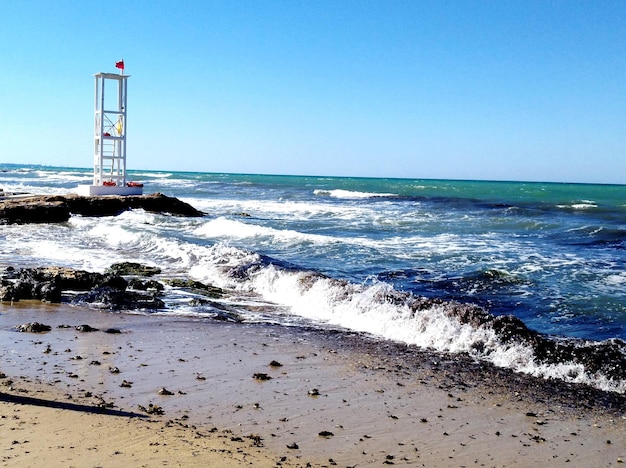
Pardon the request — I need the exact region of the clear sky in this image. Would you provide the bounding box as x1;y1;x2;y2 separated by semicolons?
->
1;1;625;183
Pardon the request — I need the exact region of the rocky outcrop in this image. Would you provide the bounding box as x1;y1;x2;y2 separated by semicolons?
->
0;200;70;224
1;265;226;314
0;266;164;310
0;192;203;224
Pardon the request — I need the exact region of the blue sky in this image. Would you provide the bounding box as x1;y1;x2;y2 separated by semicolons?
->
1;1;624;183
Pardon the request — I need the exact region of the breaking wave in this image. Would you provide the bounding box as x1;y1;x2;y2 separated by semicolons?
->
185;243;626;394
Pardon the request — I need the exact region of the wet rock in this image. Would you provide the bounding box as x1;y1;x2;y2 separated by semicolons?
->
1;268;105;303
71;286;165;311
104;328;122;334
157;387;174;396
0;193;203;224
0;200;70;224
269;360;283;367
318;431;334;438
75;324;98;332
107;262;161;277
99;273;129;290
0;283;17;302
1;266;165;311
14;322;51;333
27;267;104;291
128;278;164;291
187;298;241;322
38;281;62;303
253;373;272;381
138;403;164;415
211;310;244;323
163;278;223;298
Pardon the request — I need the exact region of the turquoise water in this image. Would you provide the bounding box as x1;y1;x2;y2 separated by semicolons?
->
1;164;626;392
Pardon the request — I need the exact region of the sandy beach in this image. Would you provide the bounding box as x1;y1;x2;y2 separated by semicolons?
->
1;301;625;467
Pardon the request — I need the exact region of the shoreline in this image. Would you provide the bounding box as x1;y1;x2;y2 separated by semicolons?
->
1;302;624;466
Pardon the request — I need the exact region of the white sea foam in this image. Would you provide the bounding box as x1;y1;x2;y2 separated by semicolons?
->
132;172;173;178
558;200;598;210
34;170;89;183
189;198;374;221
314;189;396;199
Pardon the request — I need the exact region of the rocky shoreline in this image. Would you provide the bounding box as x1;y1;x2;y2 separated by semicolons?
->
2;261;626;415
0;192;203;224
0;263;224;313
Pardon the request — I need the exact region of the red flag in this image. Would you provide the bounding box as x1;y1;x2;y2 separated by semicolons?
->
115;60;125;70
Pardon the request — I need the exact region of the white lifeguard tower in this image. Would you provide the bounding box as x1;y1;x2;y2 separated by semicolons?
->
77;65;143;196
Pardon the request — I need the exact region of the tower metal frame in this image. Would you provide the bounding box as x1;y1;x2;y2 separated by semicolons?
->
93;72;129;187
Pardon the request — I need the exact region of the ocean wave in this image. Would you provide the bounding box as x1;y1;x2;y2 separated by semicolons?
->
3;207;624;393
185;248;626;394
189;198;367;220
314;188;397;199
131;172;173;178
557;200;598;210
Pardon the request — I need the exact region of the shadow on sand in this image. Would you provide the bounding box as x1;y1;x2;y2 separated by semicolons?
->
0;391;147;418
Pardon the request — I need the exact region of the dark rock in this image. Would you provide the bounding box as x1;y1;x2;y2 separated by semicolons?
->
107;262;161;277
38;281;63;303
253;373;272;381
157;387;174;396
72;286;127;308
75;324;98;332
71;286;165;310
16;267;104;291
128;278;164;291
318;431;334;438
99;273;129;289
211;310;243;323
1;266;165;311
163;278;223;298
0;200;70;224
59;192;204;217
0;283;17;302
15;322;51;333
138;403;164;415
0;193;203;225
104;328;122;334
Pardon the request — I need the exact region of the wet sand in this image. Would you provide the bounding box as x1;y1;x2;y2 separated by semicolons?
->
1;301;625;466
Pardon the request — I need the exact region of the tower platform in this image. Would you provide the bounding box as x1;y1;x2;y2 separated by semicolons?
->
76;184;143;196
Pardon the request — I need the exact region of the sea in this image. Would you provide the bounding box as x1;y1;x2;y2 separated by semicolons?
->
1;163;626;393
